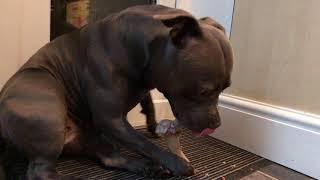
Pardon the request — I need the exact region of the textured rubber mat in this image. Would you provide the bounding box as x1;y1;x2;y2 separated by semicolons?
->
8;127;264;179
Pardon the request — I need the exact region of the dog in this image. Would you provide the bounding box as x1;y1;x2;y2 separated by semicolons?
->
0;5;233;179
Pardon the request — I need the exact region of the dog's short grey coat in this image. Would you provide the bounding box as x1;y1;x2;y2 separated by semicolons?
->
0;5;233;179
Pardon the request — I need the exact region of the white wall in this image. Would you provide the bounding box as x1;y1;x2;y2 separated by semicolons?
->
0;0;50;88
228;0;320;114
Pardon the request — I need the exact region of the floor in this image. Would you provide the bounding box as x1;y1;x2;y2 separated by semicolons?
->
6;127;314;180
222;159;314;180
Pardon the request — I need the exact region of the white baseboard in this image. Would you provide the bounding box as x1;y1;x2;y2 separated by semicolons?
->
128;95;320;179
215;94;320;179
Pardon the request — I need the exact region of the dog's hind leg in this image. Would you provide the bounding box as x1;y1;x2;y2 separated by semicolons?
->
0;70;81;180
140;92;158;137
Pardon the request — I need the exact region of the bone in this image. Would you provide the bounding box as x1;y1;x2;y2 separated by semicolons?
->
156;119;189;162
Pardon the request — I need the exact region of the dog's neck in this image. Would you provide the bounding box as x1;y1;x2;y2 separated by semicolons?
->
84;14;178;94
143;35;178;93
106;13;178;93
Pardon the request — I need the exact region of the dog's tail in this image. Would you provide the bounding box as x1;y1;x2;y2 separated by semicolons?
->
0;97;26;179
0;129;7;180
0;121;22;180
0;127;23;180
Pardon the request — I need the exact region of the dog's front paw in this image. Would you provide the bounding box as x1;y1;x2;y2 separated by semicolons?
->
141;164;171;178
61;176;87;180
143;164;171;178
168;158;195;177
166;154;195;176
135;159;171;178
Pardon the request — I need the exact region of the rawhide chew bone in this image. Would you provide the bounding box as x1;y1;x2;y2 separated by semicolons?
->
155;119;189;162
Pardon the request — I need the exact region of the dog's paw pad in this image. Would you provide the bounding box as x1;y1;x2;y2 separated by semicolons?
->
141;164;171;178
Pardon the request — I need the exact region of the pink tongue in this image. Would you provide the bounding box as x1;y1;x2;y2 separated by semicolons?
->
199;128;216;136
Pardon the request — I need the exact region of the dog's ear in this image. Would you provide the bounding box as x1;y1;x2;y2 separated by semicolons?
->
154;14;201;48
199;17;225;33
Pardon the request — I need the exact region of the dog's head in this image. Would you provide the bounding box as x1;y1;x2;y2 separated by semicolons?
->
151;12;233;136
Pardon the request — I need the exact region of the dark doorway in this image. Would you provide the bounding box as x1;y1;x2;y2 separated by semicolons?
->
50;0;155;40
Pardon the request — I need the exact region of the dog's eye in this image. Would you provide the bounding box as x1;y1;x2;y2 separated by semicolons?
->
224;82;231;90
199;89;214;96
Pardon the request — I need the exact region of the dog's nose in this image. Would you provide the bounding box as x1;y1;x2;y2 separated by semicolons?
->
208;121;221;129
215;121;221;127
208;111;220;120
